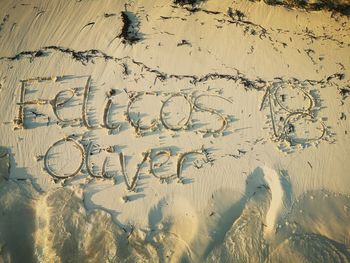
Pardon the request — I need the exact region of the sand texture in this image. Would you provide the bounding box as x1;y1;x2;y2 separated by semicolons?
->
0;0;350;262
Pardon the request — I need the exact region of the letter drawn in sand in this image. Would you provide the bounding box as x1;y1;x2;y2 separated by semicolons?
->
193;94;232;135
119;151;150;191
82;76;97;129
44;137;85;179
14;81;50;129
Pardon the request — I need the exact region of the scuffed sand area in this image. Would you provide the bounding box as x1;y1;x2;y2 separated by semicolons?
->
1;163;350;262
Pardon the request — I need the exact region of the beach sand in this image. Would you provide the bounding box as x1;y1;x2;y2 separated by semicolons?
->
0;0;349;262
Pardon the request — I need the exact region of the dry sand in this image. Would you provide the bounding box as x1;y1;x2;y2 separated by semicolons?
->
0;0;350;262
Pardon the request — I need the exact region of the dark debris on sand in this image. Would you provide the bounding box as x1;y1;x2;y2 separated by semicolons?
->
257;0;350;15
174;0;207;6
118;11;143;45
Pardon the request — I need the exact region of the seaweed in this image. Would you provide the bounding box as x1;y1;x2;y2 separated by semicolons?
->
0;46;266;90
339;87;350;100
118;11;143;45
262;0;350;15
0;14;9;34
174;0;206;7
104;13;116;18
177;39;192;47
227;8;246;21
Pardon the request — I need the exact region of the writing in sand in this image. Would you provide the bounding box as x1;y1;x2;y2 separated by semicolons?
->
13;75;235;191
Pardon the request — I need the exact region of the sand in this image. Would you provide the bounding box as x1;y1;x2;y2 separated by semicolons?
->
0;0;350;262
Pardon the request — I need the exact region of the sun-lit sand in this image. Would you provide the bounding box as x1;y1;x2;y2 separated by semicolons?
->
0;0;350;262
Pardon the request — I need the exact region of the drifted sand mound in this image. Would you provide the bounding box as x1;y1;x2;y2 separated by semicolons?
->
206;185;271;263
0;168;37;262
2;159;349;262
0;165;197;262
267;234;350;263
34;189;122;263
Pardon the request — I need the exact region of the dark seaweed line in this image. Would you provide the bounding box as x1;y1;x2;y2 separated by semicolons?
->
170;4;347;47
171;4;270;38
0;14;9;33
0;45;342;90
0;45;268;90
